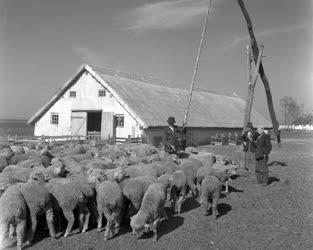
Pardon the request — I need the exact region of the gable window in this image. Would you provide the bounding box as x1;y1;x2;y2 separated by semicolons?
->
98;89;106;97
115;115;124;128
69;91;76;98
51;113;59;125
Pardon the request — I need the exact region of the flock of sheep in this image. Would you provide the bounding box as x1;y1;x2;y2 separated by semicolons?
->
0;141;239;250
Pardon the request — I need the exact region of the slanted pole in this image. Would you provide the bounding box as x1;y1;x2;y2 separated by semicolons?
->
183;0;213;128
237;0;279;138
243;44;264;133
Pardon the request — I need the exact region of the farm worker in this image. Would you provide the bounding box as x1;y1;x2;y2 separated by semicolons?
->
242;122;259;171
250;127;272;186
163;116;179;154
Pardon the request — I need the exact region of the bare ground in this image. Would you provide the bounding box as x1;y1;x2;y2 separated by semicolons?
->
3;136;313;250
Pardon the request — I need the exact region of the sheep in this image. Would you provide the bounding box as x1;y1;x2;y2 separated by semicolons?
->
0;148;14;160
8;154;30;165
16;158;44;169
170;170;188;214
124;163;158;178
1;166;32;183
0;173;25;197
151;160;179;176
0;143;10;151
189;151;215;165
71;152;94;162
12;145;25;155
179;158;203;197
96;180;124;241
20;172;56;245
215;154;232;165
35;160;66;181
200;176;222;218
122;176;156;217
196;162;237;194
130;182;167;242
0;184;27;250
46;178;96;237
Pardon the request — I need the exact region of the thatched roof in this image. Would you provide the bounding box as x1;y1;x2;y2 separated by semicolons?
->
28;64;271;128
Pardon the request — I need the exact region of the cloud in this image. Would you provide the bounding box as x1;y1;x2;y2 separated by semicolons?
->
121;0;216;31
72;46;101;64
216;22;311;56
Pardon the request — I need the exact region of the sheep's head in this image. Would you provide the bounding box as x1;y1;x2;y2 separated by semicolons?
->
113;168;129;183
130;215;150;237
88;168;107;184
52;161;66;177
225;165;238;179
28;171;46;184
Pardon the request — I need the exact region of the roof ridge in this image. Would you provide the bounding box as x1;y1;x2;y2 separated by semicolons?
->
90;65;184;89
90;65;238;98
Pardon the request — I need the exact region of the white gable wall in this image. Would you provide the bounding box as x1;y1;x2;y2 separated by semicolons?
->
34;71;143;138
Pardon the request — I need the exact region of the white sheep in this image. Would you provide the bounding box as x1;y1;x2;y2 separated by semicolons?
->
20;172;56;245
0;184;27;250
124;163;158;178
197;161;237;194
46;178;96;237
122;176;156;217
96;180;124;241
200;176;222;218
130;182;167;242
0;149;14;163
170;170;188;214
151;160;179;176
179;158;203;197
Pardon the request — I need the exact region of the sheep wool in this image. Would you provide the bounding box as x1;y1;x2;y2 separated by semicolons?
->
130;182;167;242
0;185;27;250
20;179;56;244
200;176;222;218
96;180;124;241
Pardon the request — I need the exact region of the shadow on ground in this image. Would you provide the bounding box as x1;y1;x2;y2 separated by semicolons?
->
180;197;200;213
138;215;184;241
268;161;287;167
268;176;280;185
217;203;232;218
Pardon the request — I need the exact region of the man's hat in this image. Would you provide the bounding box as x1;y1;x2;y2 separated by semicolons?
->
167;116;176;124
246;122;253;128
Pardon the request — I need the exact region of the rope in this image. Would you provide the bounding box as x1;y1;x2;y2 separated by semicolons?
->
183;0;213;127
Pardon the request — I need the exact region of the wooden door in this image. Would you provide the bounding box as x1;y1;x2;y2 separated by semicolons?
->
101;112;114;140
71;111;87;136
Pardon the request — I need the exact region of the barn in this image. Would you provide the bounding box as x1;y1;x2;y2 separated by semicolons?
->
27;64;271;146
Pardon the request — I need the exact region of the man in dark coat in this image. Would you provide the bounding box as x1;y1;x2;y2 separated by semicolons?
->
250;127;272;185
242;122;259;171
163;116;179;154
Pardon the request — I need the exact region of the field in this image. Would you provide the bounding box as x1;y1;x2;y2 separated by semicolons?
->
2;132;313;250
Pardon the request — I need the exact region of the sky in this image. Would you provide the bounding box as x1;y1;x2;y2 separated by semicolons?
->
0;0;312;124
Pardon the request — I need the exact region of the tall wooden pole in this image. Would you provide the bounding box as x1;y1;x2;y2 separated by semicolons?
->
243;44;252;132
183;0;213;128
237;0;279;138
244;45;264;130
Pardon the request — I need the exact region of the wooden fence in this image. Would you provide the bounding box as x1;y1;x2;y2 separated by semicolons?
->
6;133;143;145
210;133;242;146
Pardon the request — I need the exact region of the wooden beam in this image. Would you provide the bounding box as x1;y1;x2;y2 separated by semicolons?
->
237;0;279;136
243;45;264;131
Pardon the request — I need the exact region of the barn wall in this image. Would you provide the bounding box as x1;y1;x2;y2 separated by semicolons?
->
34;72;142;138
143;127;243;147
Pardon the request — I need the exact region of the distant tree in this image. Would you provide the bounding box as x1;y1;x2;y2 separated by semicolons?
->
293;112;313;126
279;96;301;128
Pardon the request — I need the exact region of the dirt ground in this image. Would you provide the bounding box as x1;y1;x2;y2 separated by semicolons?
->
3;135;313;250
